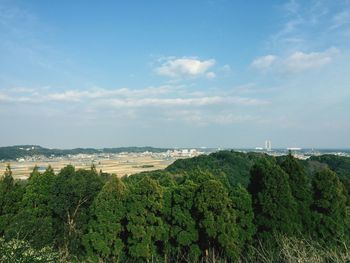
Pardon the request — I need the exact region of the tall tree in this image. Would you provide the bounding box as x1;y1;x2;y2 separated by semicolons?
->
83;177;127;262
311;168;349;246
194;179;239;261
280;153;312;235
248;158;299;246
50;165;103;258
163;179;200;261
0;165;23;237
8;166;55;248
125;177;165;261
230;184;255;254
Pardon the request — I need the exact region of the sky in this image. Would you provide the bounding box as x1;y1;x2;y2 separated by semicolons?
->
0;0;350;149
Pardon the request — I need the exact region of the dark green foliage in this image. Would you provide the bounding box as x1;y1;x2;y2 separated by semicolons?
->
49;165;103;257
231;184;255;252
248;158;300;246
167;150;258;187
83;177;127;262
125;177;165;261
306;154;350;243
0;165;23;237
7;166;55;248
280;154;312;235
309;154;350;179
1;151;350;262
128;170;178;187
310;168;349;246
163;180;200;261
194;178;239;260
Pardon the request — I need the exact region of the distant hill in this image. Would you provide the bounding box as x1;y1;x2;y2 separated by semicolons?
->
164;151;350;187
0;145;172;160
306;154;350;191
165;150;273;187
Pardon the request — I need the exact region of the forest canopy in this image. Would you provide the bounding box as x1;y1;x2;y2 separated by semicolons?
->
0;151;349;262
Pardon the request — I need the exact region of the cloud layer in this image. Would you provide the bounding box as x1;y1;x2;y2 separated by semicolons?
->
251;48;339;73
0;86;268;107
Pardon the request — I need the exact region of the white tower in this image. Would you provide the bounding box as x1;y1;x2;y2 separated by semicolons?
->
265;140;272;151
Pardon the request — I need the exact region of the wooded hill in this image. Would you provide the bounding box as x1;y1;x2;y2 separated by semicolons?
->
0;145;171;160
0;150;349;262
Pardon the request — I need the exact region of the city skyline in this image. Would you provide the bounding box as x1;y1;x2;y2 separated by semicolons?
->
1;0;350;148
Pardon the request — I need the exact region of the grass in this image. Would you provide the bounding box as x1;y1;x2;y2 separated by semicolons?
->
242;236;350;263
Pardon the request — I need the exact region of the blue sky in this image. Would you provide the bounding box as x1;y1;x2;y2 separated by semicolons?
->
0;0;350;148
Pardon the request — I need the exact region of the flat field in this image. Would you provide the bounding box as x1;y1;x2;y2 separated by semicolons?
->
0;153;177;180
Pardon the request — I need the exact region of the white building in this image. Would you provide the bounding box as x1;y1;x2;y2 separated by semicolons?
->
265;140;272;151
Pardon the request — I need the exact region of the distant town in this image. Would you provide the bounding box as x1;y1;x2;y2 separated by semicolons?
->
1;144;349;180
0;146;209;179
249;140;350;160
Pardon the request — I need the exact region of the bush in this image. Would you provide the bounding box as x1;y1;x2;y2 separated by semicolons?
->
0;238;66;263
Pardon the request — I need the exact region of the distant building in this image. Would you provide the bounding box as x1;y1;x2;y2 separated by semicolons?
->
265;140;272;151
181;149;189;155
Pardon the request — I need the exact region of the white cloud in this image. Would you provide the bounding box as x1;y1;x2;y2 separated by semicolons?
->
251;48;339;73
155;57;215;78
106;96;268;108
211;113;257;125
163;110;258;126
0;86;269;109
251;55;277;70
0;85;269;131
46;90;83;102
284;47;339;73
41;86;175;102
0;86;175;103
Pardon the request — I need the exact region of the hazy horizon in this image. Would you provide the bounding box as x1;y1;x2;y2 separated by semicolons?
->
2;144;350;151
1;0;350;148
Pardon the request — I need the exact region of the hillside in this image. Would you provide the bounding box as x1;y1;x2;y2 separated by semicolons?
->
166;150;273;187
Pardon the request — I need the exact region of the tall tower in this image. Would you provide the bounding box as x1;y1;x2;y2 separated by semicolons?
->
265;140;272;151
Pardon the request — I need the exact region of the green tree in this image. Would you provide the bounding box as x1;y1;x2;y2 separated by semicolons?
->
83;177;127;262
0;165;23;237
163;179;200;262
280;153;312;235
50;165;103;258
230;184;255;254
310;168;349;246
166;151;255;187
248;158;299;246
125;177;165;261
194;179;239;261
8;166;55;248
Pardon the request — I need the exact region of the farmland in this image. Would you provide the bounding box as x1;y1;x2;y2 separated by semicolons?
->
0;153;175;179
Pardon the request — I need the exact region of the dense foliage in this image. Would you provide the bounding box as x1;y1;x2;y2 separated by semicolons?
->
166;151;266;187
0;151;349;262
248;158;300;248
